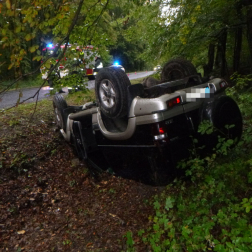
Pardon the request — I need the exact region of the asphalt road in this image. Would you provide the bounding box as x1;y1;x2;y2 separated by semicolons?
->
0;71;155;109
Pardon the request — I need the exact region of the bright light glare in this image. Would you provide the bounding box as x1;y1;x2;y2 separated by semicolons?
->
47;43;53;48
114;61;119;66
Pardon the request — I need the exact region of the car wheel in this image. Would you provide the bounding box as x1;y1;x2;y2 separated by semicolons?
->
199;96;243;150
53;94;67;131
161;58;197;81
95;67;131;118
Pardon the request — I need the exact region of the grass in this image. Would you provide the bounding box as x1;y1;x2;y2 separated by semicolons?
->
0;98;54;139
0;74;45;91
65;89;96;106
130;77;145;85
0;98;53;118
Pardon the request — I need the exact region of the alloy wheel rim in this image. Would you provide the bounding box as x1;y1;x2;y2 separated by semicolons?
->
99;79;116;109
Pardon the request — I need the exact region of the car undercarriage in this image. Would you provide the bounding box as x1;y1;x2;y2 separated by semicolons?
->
53;59;243;185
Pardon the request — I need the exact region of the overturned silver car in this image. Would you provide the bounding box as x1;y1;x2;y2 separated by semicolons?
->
53;59;243;185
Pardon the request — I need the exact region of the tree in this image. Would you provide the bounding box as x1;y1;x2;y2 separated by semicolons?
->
0;0;115;105
106;0;150;71
128;0;252;77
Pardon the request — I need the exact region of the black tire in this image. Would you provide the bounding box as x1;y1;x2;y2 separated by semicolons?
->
53;94;68;131
199;96;243;150
95;67;131;118
161;58;197;82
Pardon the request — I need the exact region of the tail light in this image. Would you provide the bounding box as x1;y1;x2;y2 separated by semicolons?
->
166;97;181;109
208;79;228;92
152;121;168;143
219;80;228;88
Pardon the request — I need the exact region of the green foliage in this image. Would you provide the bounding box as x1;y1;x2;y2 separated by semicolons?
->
241;198;252;213
69;180;76;187
151;71;162;80
107;0;151;71
230;73;252;90
0;0;115;86
53;73;88;93
124;231;135;252
65;89;96;106
108;188;116;194
215;136;234;156
62;239;72;246
134;145;252;251
122;0;252;74
198;120;214;135
10;152;30;172
227;74;252;110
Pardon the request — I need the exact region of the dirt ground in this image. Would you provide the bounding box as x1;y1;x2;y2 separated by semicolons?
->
0;101;162;251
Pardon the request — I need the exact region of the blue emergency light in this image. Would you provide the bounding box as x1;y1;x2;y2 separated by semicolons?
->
47;43;53;48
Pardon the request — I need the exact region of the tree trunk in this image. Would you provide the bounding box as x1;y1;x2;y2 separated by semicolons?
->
203;43;215;77
215;43;221;70
215;28;228;77
233;27;243;73
220;29;227;77
233;2;243;73
247;6;252;72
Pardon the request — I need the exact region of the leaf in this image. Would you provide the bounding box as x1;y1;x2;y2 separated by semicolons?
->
17;230;26;234
154;201;160;210
165;197;173;211
44;61;51;69
29;46;37;53
6;0;11;9
25;34;31;41
15;26;21;33
138;229;145;236
8;63;14;70
227;139;234;145
32;55;42;61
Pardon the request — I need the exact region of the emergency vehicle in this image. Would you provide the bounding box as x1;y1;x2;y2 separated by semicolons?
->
40;44;103;82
